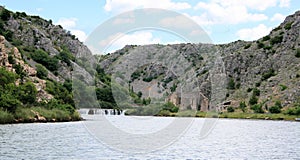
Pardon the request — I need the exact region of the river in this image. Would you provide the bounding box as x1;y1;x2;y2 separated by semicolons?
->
0;115;299;159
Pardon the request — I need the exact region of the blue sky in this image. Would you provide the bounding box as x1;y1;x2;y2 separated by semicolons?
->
0;0;299;53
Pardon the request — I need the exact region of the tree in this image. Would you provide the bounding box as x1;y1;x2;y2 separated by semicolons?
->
251;104;264;113
269;106;281;113
0;67;17;87
249;94;258;105
0;93;21;113
36;64;48;79
18;82;37;104
0;8;11;21
227;78;235;90
162;102;179;113
239;101;247;112
227;106;235;112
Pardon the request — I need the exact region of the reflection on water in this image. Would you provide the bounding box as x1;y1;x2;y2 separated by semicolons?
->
0;116;299;159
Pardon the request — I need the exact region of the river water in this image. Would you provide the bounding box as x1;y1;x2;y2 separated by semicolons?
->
0;115;299;160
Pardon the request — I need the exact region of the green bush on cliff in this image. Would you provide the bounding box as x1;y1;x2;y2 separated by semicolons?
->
31;49;59;71
295;48;300;58
36;64;48;79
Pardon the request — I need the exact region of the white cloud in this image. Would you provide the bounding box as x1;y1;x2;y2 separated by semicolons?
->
36;8;43;12
55;18;87;42
279;0;290;7
193;1;268;25
100;31;161;52
56;18;77;29
237;24;272;41
159;15;196;29
104;0;191;13
70;30;87;42
271;13;285;22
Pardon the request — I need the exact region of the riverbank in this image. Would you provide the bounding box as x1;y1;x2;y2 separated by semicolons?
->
0;107;81;124
127;110;299;121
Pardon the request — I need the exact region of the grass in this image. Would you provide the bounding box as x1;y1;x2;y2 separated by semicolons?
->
0;110;14;124
126;109;299;121
0;107;81;124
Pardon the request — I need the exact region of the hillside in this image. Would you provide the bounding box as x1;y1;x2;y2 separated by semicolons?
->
0;6;95;123
0;6;299;122
98;10;300;116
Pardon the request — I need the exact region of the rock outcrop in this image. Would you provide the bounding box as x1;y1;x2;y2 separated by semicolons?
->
99;10;300;111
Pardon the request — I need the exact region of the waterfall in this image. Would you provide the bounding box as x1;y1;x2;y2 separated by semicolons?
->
77;108;124;116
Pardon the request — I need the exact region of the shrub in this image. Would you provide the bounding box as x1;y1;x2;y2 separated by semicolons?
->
274;100;282;109
270;35;283;45
251;104;264;113
252;88;260;96
257;42;265;49
18;82;37;104
239;101;247;112
295;48;300;58
261;69;275;81
269;106;281;113
0;93;21;113
227;106;235;112
0;67;17;86
249;94;258;105
279;84;287;91
285;106;300;115
36;64;48;79
244;44;251;49
0;110;14;124
262;35;270;41
263;46;272;50
284;22;293;30
0;8;11;21
227;78;235;90
247;88;252;92
162;102;179;113
31;49;59;71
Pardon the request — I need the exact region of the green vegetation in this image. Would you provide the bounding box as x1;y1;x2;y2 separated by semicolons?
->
239;101;247;112
31;49;59;71
295;48;300;58
252;88;260;96
0;66;79;124
125;102;179;116
227;78;235;90
284;22;293;30
249;94;258;105
251;103;264;113
0;110;14;124
244;44;251;49
270;35;283;45
57;45;75;66
285;106;300;115
0;8;11;21
257;41;265;49
262;35;270;41
261;68;276;81
279;84;287;91
36;64;48;79
269;106;281;113
227;106;235;112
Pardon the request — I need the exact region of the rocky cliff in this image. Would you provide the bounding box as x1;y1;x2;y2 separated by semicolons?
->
99;10;300;112
0;6;95;103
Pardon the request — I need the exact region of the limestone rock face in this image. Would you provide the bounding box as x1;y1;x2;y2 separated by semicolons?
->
99;11;300;111
0;35;53;102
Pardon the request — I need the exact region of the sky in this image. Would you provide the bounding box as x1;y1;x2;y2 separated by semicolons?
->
0;0;299;53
